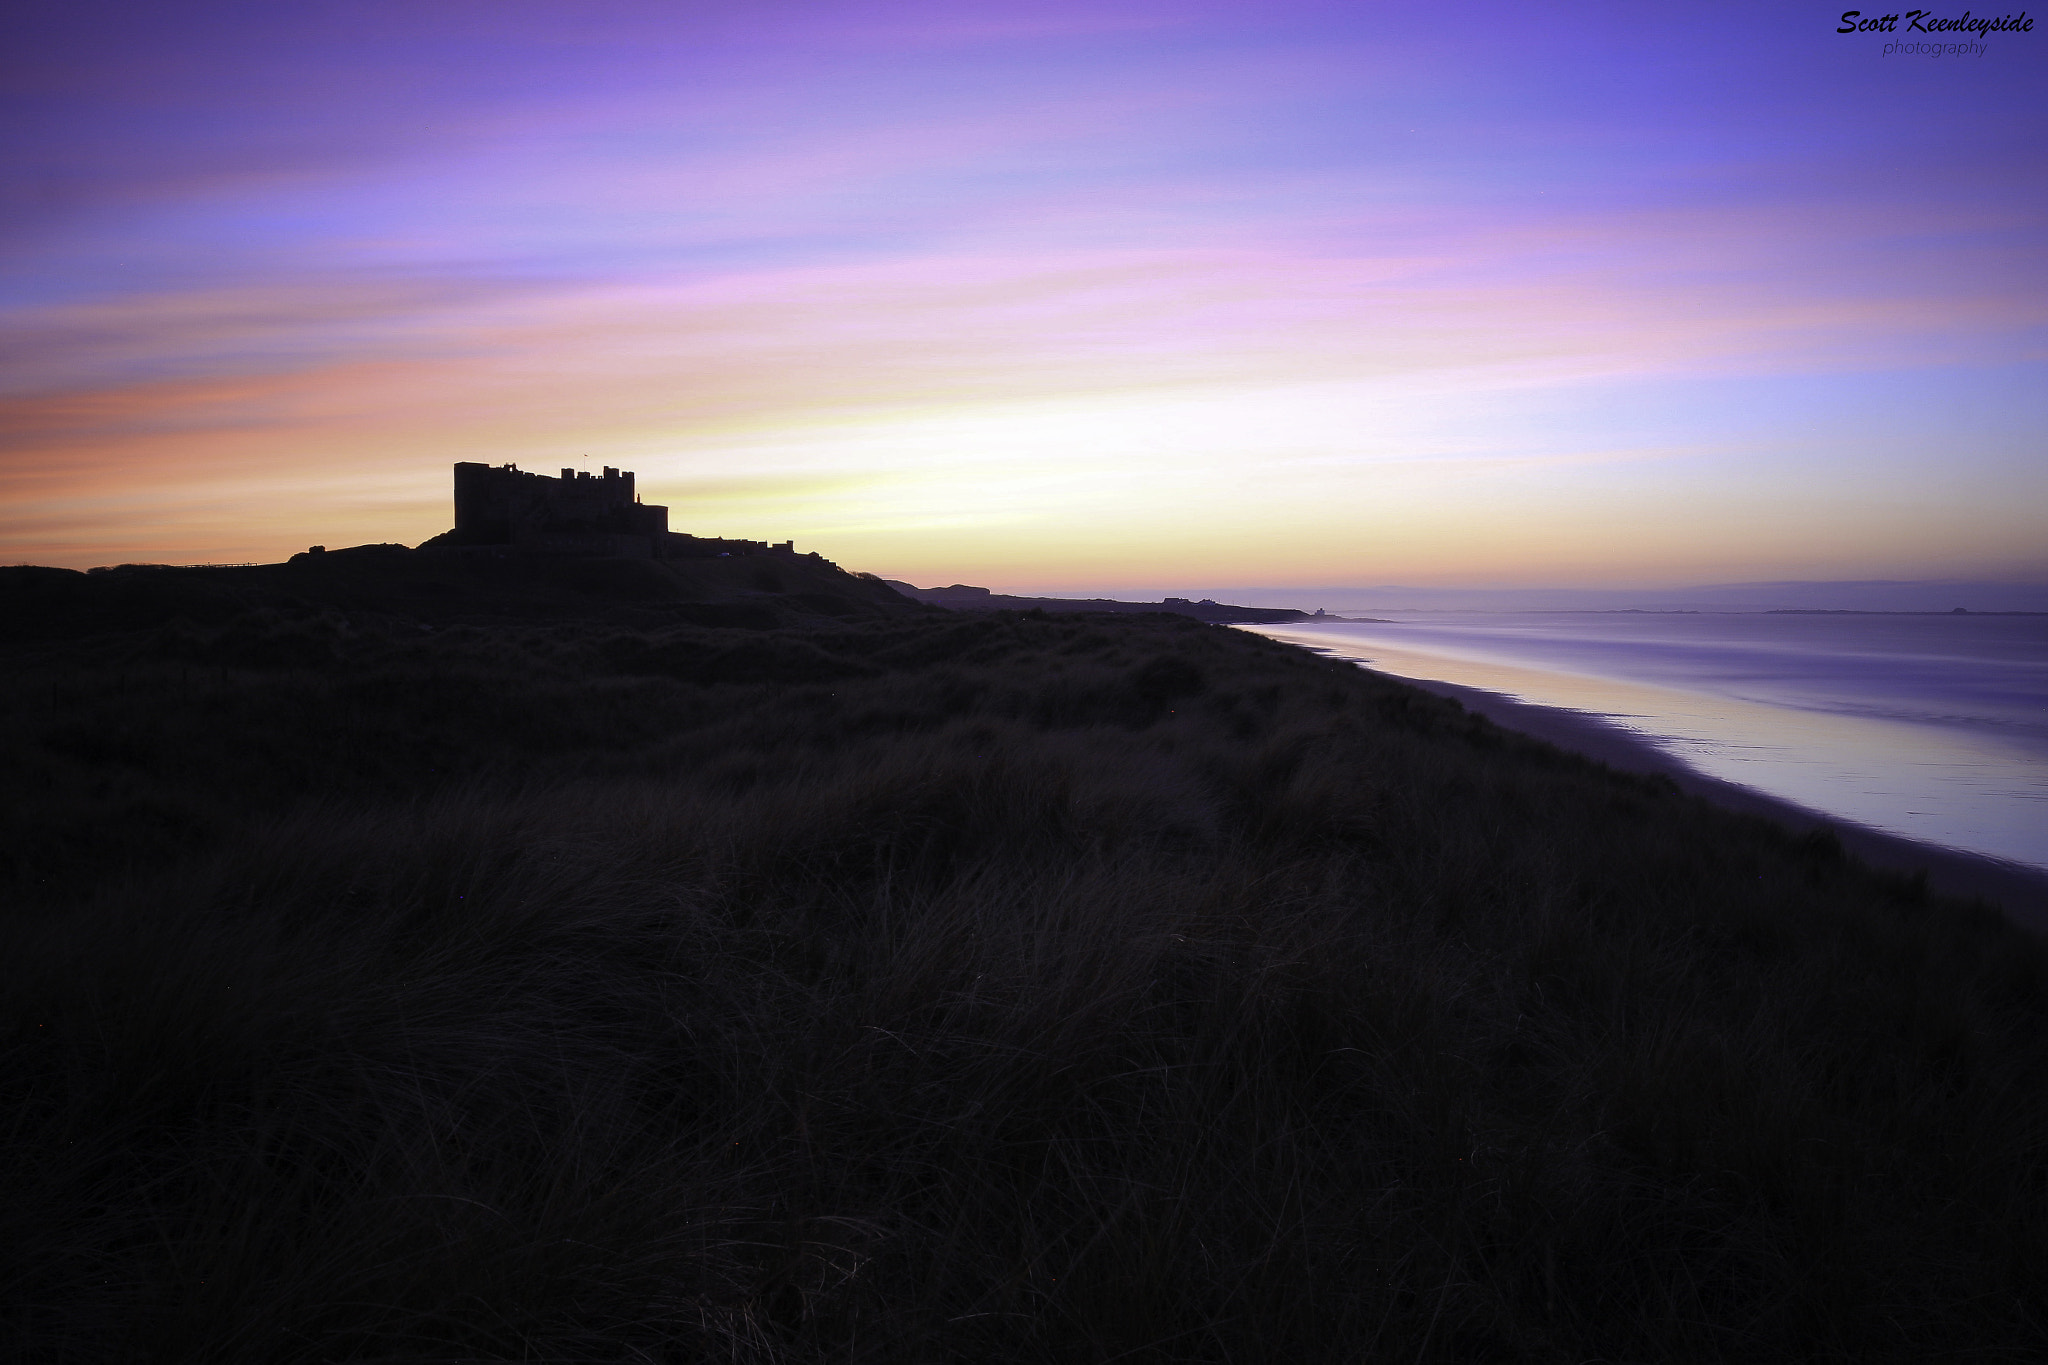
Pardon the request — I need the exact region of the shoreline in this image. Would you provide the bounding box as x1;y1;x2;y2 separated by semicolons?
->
1379;670;2048;935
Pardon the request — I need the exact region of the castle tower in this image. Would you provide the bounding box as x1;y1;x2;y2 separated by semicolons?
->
451;462;668;547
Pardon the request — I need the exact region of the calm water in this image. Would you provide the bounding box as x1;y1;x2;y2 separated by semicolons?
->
1250;613;2048;873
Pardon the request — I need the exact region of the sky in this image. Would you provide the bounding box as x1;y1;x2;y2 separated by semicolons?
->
3;0;2045;591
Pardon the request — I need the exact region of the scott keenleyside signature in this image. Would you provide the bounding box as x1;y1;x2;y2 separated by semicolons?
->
1837;8;2034;33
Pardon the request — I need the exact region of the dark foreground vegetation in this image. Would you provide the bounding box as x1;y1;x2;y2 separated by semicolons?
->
4;555;2047;1362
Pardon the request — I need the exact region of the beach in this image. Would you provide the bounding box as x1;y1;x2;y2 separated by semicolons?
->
1251;614;2048;933
1390;671;2048;935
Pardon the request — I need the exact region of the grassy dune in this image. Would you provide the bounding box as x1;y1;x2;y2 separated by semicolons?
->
4;562;2046;1362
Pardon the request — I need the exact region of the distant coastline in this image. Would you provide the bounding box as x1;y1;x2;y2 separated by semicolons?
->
1124;581;2048;615
880;579;1382;625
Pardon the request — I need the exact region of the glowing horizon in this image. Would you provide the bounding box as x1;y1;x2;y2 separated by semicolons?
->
5;0;2044;588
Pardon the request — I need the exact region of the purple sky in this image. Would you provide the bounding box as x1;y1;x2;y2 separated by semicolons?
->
4;0;2044;587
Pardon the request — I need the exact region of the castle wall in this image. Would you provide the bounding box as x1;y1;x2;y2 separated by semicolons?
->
453;462;669;544
446;462;803;560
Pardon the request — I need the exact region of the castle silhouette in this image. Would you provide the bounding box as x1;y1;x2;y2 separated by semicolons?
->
442;462;795;560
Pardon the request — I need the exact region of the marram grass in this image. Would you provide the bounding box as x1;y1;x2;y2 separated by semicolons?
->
4;600;2045;1362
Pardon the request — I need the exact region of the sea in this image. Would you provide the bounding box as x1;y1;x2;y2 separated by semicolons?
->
1249;613;2048;874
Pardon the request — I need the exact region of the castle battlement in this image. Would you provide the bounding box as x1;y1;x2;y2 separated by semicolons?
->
443;463;794;561
453;462;669;545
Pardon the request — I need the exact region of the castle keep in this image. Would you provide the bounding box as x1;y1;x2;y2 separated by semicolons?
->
447;462;793;560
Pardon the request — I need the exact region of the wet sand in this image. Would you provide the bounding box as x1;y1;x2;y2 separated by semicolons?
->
1394;673;2048;936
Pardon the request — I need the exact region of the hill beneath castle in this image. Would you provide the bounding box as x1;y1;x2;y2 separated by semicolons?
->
3;548;1324;643
1;543;923;641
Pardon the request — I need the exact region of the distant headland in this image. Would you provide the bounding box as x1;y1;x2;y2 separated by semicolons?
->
881;580;1329;625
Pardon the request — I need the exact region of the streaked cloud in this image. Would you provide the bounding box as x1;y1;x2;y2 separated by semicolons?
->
3;0;2042;582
